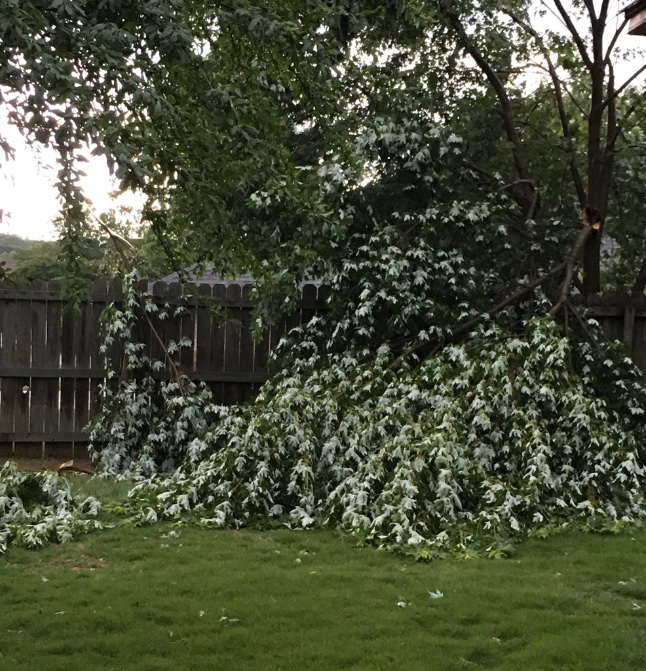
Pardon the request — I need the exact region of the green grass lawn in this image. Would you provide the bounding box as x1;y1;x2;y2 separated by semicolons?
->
2;515;646;671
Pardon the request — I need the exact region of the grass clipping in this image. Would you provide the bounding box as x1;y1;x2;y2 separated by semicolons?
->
123;317;646;556
0;463;102;555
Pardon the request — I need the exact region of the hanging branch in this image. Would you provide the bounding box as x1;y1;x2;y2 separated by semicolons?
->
93;215;185;385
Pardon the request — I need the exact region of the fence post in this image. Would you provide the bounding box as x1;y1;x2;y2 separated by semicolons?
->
623;306;636;352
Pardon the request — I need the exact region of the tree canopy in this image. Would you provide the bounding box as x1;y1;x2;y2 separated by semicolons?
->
2;0;645;300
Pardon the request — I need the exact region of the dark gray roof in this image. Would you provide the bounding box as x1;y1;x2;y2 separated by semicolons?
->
149;266;323;293
156;267;255;287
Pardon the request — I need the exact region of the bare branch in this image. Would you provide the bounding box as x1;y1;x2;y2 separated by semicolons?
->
505;10;586;206
527;59;587;116
604;60;618;157
550;216;596;316
552;0;593;71
582;0;597;23
605;101;639;152
604;17;629;64
598;0;610;26
603;62;646;110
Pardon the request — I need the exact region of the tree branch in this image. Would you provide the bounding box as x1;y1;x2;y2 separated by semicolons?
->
604;17;628;64
603;60;618;162
527;60;588;117
602;62;646;111
390;220;594;370
552;0;594;71
505;10;586;206
550;216;596;316
94;215;185;385
442;6;529;181
598;0;610;26
582;0;597;23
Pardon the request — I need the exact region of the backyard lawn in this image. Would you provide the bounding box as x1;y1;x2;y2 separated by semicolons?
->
1;499;645;671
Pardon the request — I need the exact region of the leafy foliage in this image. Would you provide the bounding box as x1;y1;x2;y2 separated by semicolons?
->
87;270;216;477
117;316;645;555
88;242;646;555
4;1;644;297
5;1;646;557
0;462;102;555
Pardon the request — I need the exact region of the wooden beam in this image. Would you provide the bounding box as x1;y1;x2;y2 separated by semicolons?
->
0;368;106;379
0;368;270;383
628;8;646;35
0;432;88;442
626;0;646;35
624;307;637;349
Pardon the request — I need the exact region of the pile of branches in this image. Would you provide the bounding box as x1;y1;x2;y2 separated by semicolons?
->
119;316;646;556
0;462;102;555
86;220;646;556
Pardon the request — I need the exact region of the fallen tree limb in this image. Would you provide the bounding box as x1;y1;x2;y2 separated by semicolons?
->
92;214;185;386
390;218;594;370
58;459;95;476
550;213;597;316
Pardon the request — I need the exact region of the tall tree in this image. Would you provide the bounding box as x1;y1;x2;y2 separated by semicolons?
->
427;0;646;292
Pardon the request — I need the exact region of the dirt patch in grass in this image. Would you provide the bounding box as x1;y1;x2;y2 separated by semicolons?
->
38;547;108;573
1;456;94;473
69;555;107;572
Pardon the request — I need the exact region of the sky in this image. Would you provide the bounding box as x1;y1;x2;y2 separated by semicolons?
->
0;119;140;240
0;1;644;242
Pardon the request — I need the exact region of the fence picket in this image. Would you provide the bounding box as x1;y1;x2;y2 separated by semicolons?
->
29;284;48;457
209;285;227;404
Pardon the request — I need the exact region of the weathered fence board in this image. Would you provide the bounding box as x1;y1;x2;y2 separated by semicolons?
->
0;279;327;460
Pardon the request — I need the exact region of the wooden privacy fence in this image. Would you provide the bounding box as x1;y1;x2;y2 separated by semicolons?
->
0;279;328;460
1;284;645;461
572;293;646;371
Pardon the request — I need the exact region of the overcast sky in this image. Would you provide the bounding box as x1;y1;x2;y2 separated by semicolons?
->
0;119;138;240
